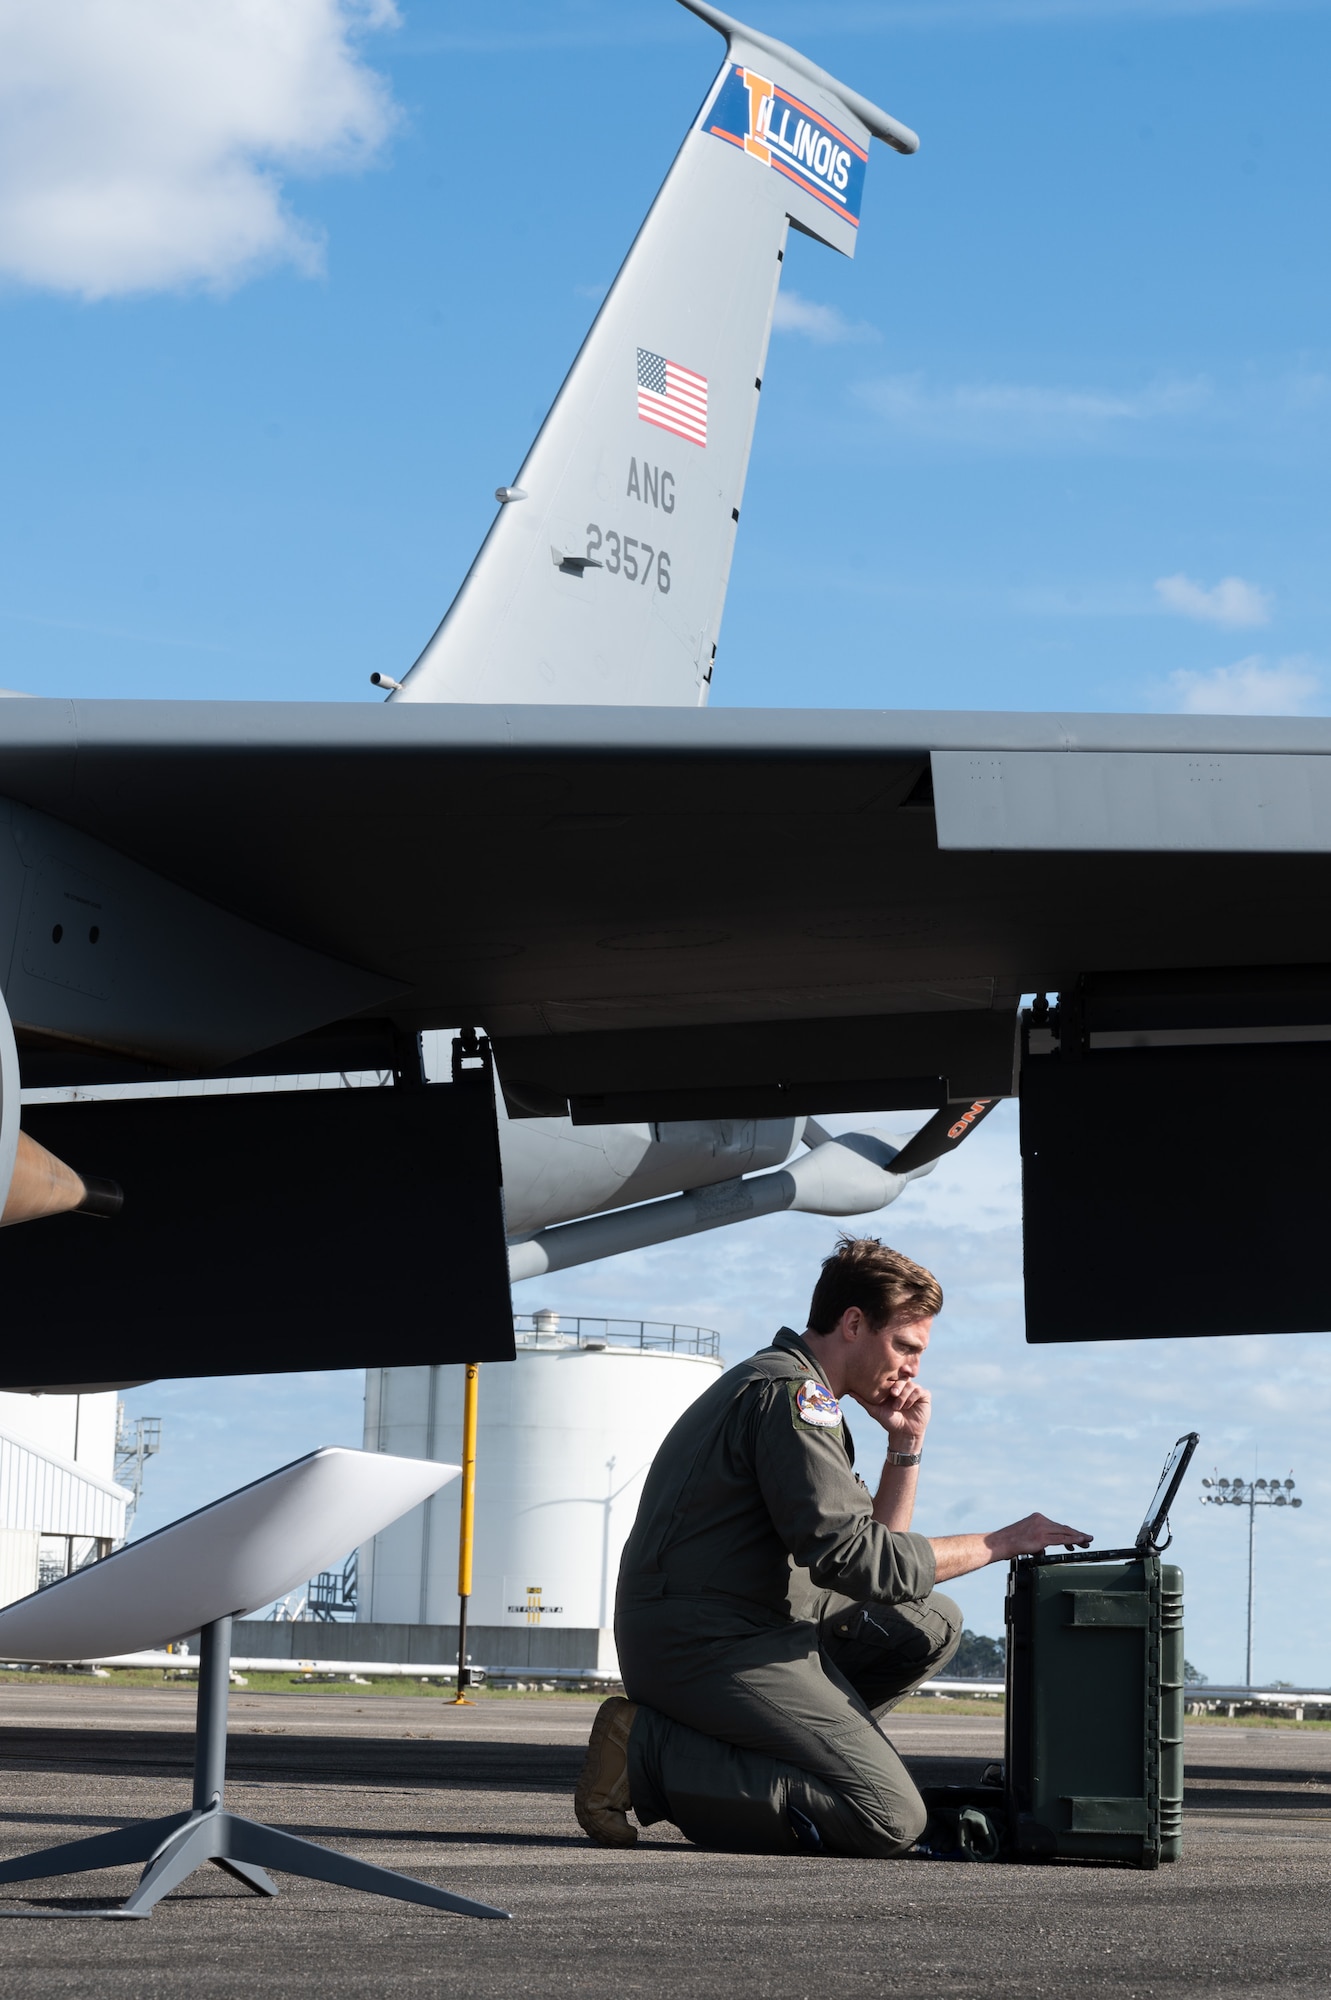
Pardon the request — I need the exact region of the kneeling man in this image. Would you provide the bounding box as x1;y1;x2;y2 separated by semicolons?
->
575;1235;1089;1856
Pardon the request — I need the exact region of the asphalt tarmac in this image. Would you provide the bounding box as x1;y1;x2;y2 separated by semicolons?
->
0;1683;1327;1997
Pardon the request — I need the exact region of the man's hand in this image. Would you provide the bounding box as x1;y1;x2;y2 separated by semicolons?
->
856;1378;931;1455
984;1513;1092;1562
928;1513;1092;1582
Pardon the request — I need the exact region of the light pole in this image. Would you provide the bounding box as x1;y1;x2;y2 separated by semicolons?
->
1200;1471;1302;1686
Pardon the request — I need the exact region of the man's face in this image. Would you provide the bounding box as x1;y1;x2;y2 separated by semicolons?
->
839;1307;932;1406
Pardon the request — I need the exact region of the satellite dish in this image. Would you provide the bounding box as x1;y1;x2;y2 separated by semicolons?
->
0;1446;458;1662
0;1446;506;1922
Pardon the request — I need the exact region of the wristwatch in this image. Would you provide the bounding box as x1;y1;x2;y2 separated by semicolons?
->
886;1449;922;1467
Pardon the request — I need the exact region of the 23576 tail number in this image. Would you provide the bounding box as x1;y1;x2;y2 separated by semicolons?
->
586;524;671;593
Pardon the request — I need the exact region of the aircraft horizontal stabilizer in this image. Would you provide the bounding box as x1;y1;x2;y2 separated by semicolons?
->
395;1;915;707
678;2;919;163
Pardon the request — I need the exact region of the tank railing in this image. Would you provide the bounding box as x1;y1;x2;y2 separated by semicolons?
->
513;1314;720;1359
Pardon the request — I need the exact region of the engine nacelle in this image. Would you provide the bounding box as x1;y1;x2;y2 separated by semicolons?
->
0;988;122;1227
783;1128;929;1217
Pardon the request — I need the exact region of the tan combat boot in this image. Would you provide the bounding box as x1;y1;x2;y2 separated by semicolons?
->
574;1695;639;1846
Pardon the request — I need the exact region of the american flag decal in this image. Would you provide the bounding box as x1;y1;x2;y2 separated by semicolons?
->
637;348;707;448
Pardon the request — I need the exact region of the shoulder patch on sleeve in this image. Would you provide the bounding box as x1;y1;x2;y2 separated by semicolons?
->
789;1377;843;1431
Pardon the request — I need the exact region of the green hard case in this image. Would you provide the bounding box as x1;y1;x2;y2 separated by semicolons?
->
1004;1555;1184;1868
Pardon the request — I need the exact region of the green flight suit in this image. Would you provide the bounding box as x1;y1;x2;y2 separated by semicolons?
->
615;1327;961;1856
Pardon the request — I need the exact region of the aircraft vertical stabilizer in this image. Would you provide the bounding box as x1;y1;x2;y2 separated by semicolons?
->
394;0;916;707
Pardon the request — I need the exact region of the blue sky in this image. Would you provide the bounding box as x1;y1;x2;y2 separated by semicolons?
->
7;0;1326;1678
3;0;1327;714
127;1105;1331;1685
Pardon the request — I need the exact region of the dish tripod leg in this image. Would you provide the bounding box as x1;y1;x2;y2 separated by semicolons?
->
0;1616;509;1921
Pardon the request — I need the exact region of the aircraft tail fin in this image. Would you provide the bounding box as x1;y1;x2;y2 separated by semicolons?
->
394;1;916;707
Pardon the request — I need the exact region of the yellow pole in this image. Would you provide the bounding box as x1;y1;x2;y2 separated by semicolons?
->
450;1362;480;1705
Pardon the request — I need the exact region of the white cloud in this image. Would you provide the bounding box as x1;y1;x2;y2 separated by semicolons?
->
0;0;399;299
856;371;1208;449
772;289;878;345
1155;572;1272;627
849;363;1328;462
1166;653;1320;715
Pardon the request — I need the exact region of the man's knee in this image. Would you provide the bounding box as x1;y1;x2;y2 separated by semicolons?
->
840;1769;929;1856
878;1781;928;1853
899;1784;929;1848
821;1589;965;1719
839;1590;963;1674
926;1591;964;1674
786;1768;927;1859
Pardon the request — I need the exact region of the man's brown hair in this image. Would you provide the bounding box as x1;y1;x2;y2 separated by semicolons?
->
806;1235;942;1335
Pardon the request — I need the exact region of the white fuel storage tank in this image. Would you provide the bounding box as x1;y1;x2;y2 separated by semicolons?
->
358;1314;723;1672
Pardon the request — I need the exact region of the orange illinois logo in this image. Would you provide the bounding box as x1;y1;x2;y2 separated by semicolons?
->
740;68;775;163
705;64;867;228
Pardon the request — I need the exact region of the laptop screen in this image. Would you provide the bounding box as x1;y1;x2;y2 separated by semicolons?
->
1136;1432;1199;1553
